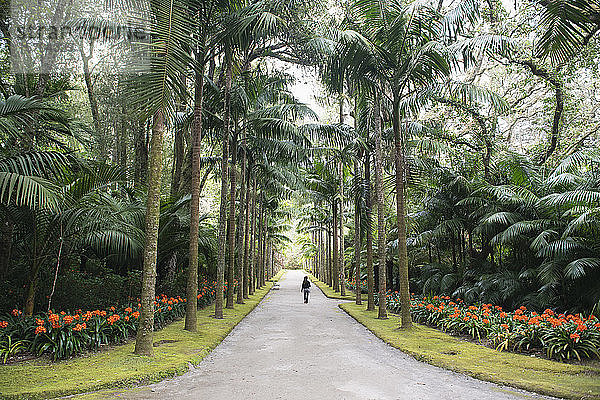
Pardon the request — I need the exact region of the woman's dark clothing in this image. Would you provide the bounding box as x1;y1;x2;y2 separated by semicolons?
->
301;278;311;303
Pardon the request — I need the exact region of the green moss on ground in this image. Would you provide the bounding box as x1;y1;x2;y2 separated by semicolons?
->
0;274;285;400
306;272;355;301
340;302;600;400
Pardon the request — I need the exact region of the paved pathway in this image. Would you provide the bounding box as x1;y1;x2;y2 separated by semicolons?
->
106;270;553;400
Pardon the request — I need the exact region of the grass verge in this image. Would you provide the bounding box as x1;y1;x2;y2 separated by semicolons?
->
306;272;355;301
0;270;286;400
339;302;600;400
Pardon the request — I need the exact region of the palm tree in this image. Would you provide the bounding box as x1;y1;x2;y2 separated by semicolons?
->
185;0;222;332
125;0;193;354
534;0;600;66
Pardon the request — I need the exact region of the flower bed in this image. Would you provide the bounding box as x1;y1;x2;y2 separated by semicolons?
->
384;292;600;361
0;279;225;362
345;280;368;294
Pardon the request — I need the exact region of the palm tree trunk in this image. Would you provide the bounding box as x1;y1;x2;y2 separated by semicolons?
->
24;258;41;316
354;160;362;305
365;151;375;311
236;129;247;304
80;40;101;139
392;94;411;328
226;125;238;309
374;92;387;320
171;126;184;197
261;216;267;287
327;223;333;286
185;55;205;332
249;176;257;295
241;161;251;300
257;198;264;289
135;109;166;355
332;200;339;292
339;162;346;296
215;50;233;319
134;121;148;189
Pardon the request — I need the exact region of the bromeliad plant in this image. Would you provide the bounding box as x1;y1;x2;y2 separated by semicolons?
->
384;292;600;361
0;280;224;361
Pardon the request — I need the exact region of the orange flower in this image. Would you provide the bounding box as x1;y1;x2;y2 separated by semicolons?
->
125;307;132;313
11;309;21;317
483;319;490;324
35;326;47;335
0;320;8;328
63;315;74;325
576;324;587;332
132;311;140;319
501;323;509;330
570;333;580;341
35;318;44;326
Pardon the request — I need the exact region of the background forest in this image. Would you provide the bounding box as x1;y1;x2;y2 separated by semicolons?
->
1;0;599;333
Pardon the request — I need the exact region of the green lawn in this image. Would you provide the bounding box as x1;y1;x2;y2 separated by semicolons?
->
340;302;600;400
0;270;286;400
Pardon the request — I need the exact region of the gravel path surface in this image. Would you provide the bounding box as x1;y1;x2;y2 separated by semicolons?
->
106;270;554;400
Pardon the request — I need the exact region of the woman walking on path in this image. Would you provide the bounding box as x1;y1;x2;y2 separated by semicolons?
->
301;276;311;303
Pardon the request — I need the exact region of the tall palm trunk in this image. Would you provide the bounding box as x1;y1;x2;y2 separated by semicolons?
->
215;50;232;319
236;128;247;304
339;162;346;296
326;223;332;286
185;55;206;332
249;176;257;295
261;216;267;286
241;161;251;299
80;41;101;138
354;159;362;305
332;200;339;292
392;96;411;327
374;93;387;320
257;198;264;288
226;125;238;309
135;109;166;355
322;227;326;280
134;121;148;189
365;151;375;311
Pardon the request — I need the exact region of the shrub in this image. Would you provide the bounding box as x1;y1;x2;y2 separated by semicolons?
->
355;281;600;361
0;280;226;361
